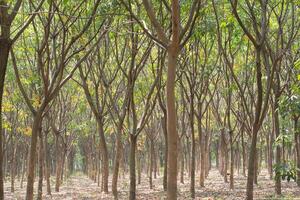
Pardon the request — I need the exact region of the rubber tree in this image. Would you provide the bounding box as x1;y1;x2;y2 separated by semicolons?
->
11;1;104;198
0;1;45;198
120;0;201;198
228;1;275;199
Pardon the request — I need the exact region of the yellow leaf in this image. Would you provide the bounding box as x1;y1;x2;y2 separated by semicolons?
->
23;127;32;136
32;94;41;108
3;121;11;131
2;101;13;112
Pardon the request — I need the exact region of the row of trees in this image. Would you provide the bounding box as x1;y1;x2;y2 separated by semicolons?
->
0;0;300;200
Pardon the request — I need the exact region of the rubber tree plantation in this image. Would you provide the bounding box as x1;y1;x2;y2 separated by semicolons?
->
1;0;300;200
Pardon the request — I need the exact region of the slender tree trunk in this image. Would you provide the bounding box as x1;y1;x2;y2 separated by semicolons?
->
254;150;258;185
273;71;282;194
267;131;273;179
198;116;205;186
98;119;109;193
55;134;61;192
10;142;16;193
137;151;141;185
149;140;154;189
166;48;179;200
190;94;195;198
154;148;157;179
112;126;122;199
246;126;259;200
0;37;11;200
44;131;51;195
221;129;228;183
224;145;228;183
294;117;300;186
37;130;44;200
180;141;184;184
216;141;219;169
274;117;282;194
241;131;246;176
230;131;234;189
246;47;264;200
129;135;137;200
20;149;27;189
161;116;168;191
236;145;240;174
26;111;43;200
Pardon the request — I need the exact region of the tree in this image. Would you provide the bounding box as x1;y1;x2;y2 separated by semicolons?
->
0;1;45;198
11;1;104;198
120;1;201;198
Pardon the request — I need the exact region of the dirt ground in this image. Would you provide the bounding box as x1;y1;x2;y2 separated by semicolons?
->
4;168;300;199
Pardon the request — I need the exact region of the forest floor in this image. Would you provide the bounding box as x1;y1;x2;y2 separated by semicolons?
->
4;168;300;200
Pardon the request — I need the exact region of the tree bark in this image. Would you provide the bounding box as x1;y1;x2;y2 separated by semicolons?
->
37;130;44;200
162;115;168;191
198;116;205;186
112;126;122;199
294;117;300;186
272;69;282;194
26;111;43;200
273;106;281;194
229;131;234;189
137;151;141;185
97;119;109;193
55;134;62;192
180;140;184;184
190;93;195;198
44;131;51;195
246;47;264;200
241;130;246;177
129;135;137;200
149;140;154;189
10;141;16;193
166;47;179;200
0;38;11;200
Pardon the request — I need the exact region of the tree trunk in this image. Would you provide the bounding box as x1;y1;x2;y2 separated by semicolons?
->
37;130;44;200
166;48;179;200
273;71;281;194
149;140;154;189
98;119;109;193
190;94;195;198
129;135;137;200
10;142;16;193
180;141;184;184
137;151;141;185
154;148;157;179
230;131;234;189
220;129;228;183
246;47;264;200
161;116;168;191
55;134;62;192
44;131;51;195
216;141;219;169
20;148;28;189
112;126;122;198
274;107;281;195
267;130;273;179
294;117;300;186
198;116;205;186
246;125;259;200
241;130;246;176
0;37;11;200
26;111;43;200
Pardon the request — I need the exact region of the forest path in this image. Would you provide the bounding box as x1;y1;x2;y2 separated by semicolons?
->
4;168;300;199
